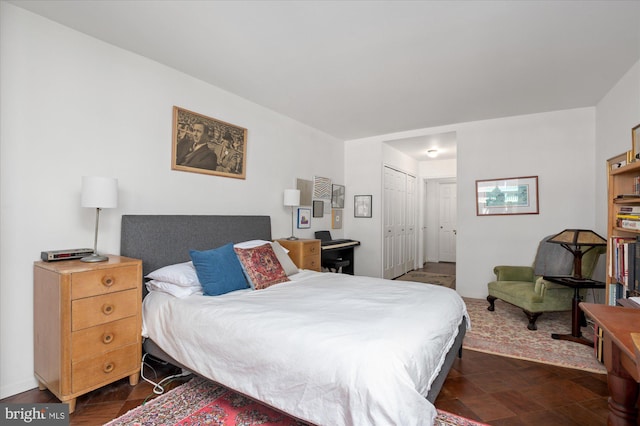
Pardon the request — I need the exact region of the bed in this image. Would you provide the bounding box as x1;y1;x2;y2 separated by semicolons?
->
120;215;468;426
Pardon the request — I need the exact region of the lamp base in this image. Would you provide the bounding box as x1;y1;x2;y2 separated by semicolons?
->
286;236;299;241
81;253;109;263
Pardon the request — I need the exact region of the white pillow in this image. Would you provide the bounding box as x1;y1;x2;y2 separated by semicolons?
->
145;280;203;298
145;261;200;287
233;240;271;249
271;241;299;276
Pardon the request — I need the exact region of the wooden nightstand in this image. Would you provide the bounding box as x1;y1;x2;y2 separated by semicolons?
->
276;239;321;272
33;255;142;413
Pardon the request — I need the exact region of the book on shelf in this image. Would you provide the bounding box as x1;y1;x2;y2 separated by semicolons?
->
594;324;604;362
615;194;640;199
619;206;640;213
609;282;628;305
616;214;640;220
610;236;637;288
618;219;640;230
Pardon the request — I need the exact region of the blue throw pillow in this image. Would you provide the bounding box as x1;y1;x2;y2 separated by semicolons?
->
189;243;249;296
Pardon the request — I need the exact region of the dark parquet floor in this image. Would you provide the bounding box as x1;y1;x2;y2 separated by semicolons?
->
2;262;610;425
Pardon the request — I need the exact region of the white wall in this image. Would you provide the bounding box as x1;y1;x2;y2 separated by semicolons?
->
0;4;343;398
595;60;640;235
346;108;598;299
456;108;597;298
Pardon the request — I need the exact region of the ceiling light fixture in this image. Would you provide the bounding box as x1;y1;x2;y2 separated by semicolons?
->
426;149;438;158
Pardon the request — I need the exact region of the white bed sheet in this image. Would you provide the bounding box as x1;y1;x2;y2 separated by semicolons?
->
142;270;469;426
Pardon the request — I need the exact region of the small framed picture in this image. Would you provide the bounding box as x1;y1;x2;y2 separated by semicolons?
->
297;208;311;229
354;195;372;218
332;209;343;229
312;200;324;218
633;123;640;160
331;184;345;208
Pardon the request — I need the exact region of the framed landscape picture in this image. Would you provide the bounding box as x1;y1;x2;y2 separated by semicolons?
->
476;176;539;216
172;106;247;179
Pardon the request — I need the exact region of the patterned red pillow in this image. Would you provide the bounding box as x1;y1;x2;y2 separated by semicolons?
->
234;244;289;290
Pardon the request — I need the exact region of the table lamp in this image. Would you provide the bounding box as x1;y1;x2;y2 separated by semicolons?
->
283;189;300;240
81;176;118;262
547;229;607;279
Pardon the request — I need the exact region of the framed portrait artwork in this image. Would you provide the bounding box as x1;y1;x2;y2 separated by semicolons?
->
476;176;539;216
297;208;311;229
172;106;247;179
354;195;372;218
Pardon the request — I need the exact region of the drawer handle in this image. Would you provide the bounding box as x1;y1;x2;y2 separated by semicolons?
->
102;304;114;315
310;247;316;253
102;276;115;287
102;333;114;344
103;362;115;374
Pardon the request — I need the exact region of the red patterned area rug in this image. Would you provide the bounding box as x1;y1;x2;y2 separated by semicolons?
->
463;297;606;374
106;376;487;426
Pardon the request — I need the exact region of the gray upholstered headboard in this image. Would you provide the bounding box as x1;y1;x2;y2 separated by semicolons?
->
120;215;272;277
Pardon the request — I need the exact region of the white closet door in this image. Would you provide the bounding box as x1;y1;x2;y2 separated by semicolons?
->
383;166;417;279
405;174;416;272
383;167;396;279
394;169;407;278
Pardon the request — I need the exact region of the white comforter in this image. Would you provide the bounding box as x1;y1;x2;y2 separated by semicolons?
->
142;270;468;426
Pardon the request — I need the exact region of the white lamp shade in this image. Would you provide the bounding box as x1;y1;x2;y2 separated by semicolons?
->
81;176;118;208
283;189;300;207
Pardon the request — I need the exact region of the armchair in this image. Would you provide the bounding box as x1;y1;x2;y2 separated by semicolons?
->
487;235;605;330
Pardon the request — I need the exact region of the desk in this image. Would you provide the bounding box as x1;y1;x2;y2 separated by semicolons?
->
581;303;640;425
543;276;606;346
321;240;360;275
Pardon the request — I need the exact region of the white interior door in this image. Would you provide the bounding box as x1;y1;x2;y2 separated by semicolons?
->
438;182;457;262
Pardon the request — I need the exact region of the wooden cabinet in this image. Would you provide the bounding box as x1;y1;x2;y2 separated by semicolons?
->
34;255;142;413
606;154;640;303
276;239;321;271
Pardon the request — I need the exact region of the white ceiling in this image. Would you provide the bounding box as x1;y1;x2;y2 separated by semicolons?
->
9;0;640;161
384;132;457;162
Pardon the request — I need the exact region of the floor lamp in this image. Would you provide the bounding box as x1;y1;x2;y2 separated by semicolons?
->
81;176;118;262
283;189;300;240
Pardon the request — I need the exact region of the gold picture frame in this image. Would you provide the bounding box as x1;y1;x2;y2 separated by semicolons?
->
633;123;640;161
476;176;539;216
172;106;247;179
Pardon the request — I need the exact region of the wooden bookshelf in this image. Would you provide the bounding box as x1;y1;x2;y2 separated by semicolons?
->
607;153;640;304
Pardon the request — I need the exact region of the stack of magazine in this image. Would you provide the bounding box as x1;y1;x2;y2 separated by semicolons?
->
616;205;640;230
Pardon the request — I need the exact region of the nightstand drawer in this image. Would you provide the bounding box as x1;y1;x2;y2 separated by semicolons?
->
301;255;320;270
71;317;139;361
302;242;320;256
71;265;139;299
71;289;138;331
72;343;138;393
